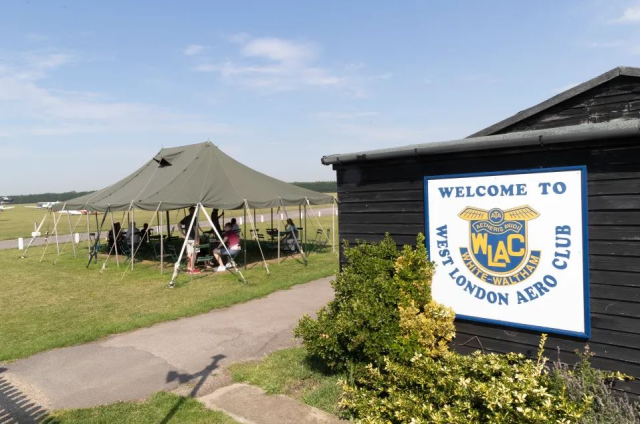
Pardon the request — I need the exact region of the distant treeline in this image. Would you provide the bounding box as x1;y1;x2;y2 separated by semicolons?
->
8;181;336;203
291;181;336;193
7;191;94;204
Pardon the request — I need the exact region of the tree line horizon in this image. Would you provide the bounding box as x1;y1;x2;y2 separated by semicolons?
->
5;181;337;204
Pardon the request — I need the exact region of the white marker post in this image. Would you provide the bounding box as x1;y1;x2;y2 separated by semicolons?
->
18;238;24;250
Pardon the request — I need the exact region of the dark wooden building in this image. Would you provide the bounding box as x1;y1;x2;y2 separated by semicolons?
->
322;66;640;397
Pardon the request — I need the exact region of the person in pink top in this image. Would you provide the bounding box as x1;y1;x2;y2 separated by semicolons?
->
212;223;241;272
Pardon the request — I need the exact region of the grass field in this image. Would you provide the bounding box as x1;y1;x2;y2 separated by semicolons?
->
49;392;237;424
230;347;343;417
0;242;338;362
0;197;337;241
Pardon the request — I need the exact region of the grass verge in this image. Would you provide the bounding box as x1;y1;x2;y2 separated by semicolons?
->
48;392;237;424
0;245;337;362
230;347;344;417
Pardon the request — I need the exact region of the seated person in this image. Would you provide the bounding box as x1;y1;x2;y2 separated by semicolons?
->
212;223;241;272
230;218;240;234
124;222;140;246
107;222;122;252
281;218;298;252
139;223;151;243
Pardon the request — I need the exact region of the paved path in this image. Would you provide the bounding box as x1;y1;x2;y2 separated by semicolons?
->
201;384;341;424
0;277;334;421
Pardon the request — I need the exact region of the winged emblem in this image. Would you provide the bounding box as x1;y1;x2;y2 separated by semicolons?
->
459;206;539;222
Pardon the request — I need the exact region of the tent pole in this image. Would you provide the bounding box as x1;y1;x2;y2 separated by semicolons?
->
122;203;161;280
53;203;66;257
39;210;56;263
87;207;110;267
66;207;77;258
277;207;281;263
160;208;164;274
168;204;200;288
243;205;247;271
21;210;49;258
110;210;119;267
100;206;127;274
54;212;85;265
304;204;307;251
86;213;91;254
332;199;336;254
270;208;273;235
245;200;269;275
280;198;307;265
94;211;100;264
166;211;171;240
305;197;334;254
131;206;135;271
200;203;246;283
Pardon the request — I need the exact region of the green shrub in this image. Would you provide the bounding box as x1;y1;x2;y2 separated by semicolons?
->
294;234;453;371
340;348;589;424
295;235;624;423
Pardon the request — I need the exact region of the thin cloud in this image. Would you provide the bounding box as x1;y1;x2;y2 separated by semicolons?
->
313;111;380;120
0;48;232;137
552;82;579;94
183;44;207;56
612;3;640;23
588;41;624;48
192;35;385;97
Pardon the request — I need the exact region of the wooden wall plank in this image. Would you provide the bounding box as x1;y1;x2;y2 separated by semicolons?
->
334;113;640;396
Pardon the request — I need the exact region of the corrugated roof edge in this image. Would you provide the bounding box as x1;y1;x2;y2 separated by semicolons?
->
468;66;640;138
321;119;640;165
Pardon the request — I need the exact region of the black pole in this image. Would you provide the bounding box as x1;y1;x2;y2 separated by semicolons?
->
87;207;109;267
243;206;247;270
304;204;307;251
166;210;171;239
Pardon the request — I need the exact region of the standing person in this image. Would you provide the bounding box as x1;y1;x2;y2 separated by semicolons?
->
211;208;223;237
180;206;199;274
230;218;240;234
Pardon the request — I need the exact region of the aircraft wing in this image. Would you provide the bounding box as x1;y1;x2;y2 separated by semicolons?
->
458;207;489;221
504;206;540;221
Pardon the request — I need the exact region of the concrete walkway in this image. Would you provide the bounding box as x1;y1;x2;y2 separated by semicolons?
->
201;384;342;424
0;276;334;421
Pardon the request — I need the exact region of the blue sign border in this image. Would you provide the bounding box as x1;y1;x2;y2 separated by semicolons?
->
423;166;591;340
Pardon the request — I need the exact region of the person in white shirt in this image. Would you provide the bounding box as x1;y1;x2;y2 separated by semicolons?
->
124;222;140;246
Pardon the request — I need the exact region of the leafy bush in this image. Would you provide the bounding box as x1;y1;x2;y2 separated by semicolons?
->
295;234;454;371
549;347;640;424
295;235;630;423
340;349;588;424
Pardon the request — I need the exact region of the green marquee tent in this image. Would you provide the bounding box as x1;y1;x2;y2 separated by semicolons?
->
57;141;334;211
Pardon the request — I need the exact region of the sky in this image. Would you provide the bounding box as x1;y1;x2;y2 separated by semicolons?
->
2;0;640;195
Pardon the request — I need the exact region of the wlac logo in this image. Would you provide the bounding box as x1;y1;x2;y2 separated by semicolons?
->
458;206;542;286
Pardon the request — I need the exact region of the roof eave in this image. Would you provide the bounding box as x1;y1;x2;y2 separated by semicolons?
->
468;66;640;138
321;119;640;166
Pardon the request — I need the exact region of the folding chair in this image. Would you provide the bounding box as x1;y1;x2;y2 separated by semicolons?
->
309;229;330;253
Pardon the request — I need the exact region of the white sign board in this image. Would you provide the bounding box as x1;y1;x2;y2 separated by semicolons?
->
425;167;590;338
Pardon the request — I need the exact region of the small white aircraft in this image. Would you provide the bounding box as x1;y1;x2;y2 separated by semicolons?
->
25;201;61;210
0;202;15;212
